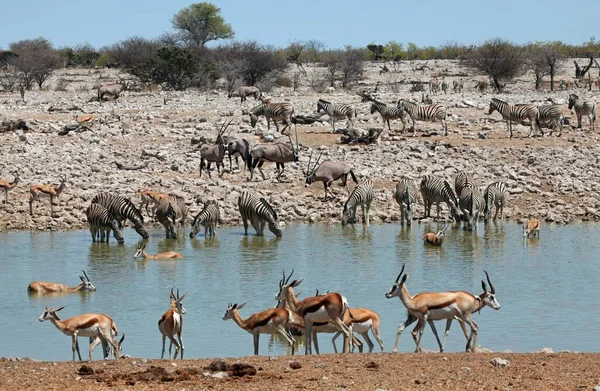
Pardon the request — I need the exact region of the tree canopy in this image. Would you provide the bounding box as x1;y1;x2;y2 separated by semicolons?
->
172;3;234;47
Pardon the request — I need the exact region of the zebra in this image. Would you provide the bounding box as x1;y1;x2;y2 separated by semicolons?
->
536;104;564;136
237;191;282;237
369;100;406;132
568;94;596;131
342;178;374;226
86;203;124;244
394;178;416;226
316;99;356;133
248;103;294;134
454;171;479;198
419;175;462;222
483;181;508;221
91;193;149;239
155;195;187;239
396;100;447;136
189;201;220;238
458;187;484;230
487;98;540;138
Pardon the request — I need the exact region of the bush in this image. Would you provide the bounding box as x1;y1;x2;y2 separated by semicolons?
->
150;46;198;90
9;37;61;89
107;37;160;81
62;44;100;68
275;74;293;88
0;70;19;91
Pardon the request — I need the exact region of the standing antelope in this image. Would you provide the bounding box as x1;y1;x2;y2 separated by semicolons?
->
385;265;500;353
322;308;384;354
243;128;299;182
228;85;261;104
28;271;95;294
304;152;358;200
139;189;160;217
29;175;68;215
523;218;540;238
199;120;232;178
223;302;296;356
276;273;353;355
98;81;126;101
39;306;121;361
158;288;186;359
134;242;182;260
224;136;250;171
0;171;20;204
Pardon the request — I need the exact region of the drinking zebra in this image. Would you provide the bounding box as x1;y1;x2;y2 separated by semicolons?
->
419;175;461;222
483;181;508;221
86;202;124;244
568;94;596;131
342;178;374;226
454;171;479;198
458;188;484;230
155;195;187;239
396;100;447;136
248;103;294;134
91;193;149;239
369;100;406;131
316;99;356;133
394;178;416;226
487;98;540;138
536;104;564;136
238;191;282;237
189;201;220;238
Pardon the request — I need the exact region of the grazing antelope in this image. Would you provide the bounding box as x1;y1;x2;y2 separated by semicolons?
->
385;265;500;353
276;271;353;355
243;128;300;182
424;224;448;246
304;151;358;200
29;174;68;215
39;306;121;361
224;136;250;171
199;120;232;178
134;242;182;260
223;302;296;356
28;271;95;294
158;288;186;359
389;272;499;353
90;333;125;360
523;218;540;238
0;171;20;204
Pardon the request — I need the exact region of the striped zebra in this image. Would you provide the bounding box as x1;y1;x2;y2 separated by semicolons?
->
483;181;508;221
155;195;187;239
189;201;220;238
536;104;564;136
396;100;447;136
454;171;478;198
568;94;596;130
238;191;282;237
316;99;356;133
394;178;416;226
458;187;484;230
487;98;540;138
86;203;124;244
369;100;406;131
91;193;149;239
249;103;294;134
342;178;374;226
419;175;461;222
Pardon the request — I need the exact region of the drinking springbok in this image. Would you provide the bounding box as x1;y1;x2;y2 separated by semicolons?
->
159;288;186;359
424;224;448;246
523;217;540;238
243;128;299;182
29;174;68;215
223;302;296;356
199;120;232;178
0;171;20;204
134;242;182;260
39;306;121;361
28;271;95;294
304;151;358;200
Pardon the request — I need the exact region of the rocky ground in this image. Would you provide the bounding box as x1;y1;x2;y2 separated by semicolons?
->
1;59;600;232
1;353;599;391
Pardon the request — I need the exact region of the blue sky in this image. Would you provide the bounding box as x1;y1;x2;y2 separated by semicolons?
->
1;0;597;49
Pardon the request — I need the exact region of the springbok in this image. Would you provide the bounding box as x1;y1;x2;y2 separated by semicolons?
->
39;306;121;361
199;120;232;178
392;271;499;353
90;333;125;360
158;288;186;359
28;271;95;294
276;272;353;355
134;243;182;260
139;189;160;217
424;224;448;246
223;302;296;356
29;174;68;215
243;128;300;182
523;218;540;238
385;265;500;353
0;171;20;204
304;152;358;200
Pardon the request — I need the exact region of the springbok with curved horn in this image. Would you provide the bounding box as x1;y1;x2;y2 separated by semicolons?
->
39;306;121;361
223;302;296;356
523;217;541;238
28;271;96;294
424;224;449;246
29;174;68;215
158;288;187;359
134;242;183;260
304;151;358;200
385;265;500;353
199;120;233;178
0;171;20;204
243;126;300;182
90;333;125;360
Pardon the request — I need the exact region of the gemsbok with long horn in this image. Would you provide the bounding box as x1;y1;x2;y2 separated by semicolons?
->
158;288;186;359
304;151;358;200
243;127;300;182
199;120;232;178
29;174;68;216
28;270;96;294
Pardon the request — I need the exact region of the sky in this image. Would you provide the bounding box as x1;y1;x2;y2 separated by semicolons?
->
0;0;598;50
